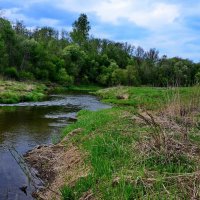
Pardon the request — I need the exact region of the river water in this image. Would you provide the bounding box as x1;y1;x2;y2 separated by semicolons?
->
0;94;110;200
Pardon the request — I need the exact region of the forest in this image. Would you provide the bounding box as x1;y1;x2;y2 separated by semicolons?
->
1;13;200;87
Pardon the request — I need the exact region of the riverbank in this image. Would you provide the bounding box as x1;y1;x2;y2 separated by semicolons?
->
25;86;200;199
0;80;47;103
49;84;102;94
0;79;102;104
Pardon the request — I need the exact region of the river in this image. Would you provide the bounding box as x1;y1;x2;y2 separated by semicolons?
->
0;94;110;200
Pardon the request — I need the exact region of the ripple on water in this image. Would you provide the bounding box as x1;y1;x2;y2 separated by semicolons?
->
0;94;111;200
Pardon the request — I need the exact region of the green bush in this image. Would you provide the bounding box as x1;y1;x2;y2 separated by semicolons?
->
56;68;74;85
4;67;19;79
19;71;35;81
35;68;49;81
0;91;20;103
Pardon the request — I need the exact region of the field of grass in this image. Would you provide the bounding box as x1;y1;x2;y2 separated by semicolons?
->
59;86;200;199
95;86;196;108
0;80;47;103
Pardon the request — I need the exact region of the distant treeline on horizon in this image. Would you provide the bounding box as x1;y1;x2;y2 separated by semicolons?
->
0;13;200;86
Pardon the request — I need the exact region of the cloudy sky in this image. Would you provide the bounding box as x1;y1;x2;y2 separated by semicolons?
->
1;0;200;62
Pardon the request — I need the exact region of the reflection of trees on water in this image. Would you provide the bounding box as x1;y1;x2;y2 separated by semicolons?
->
0;106;77;145
0;95;110;200
0;133;4;143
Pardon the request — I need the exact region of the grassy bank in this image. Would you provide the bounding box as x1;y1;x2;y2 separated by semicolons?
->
49;85;102;94
59;86;200;199
0;80;47;103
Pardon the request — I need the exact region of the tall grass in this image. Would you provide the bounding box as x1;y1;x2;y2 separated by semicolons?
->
135;86;200;198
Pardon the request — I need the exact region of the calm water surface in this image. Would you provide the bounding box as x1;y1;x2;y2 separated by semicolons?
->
0;94;110;200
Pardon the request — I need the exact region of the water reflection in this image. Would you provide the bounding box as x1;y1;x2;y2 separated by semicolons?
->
0;94;110;200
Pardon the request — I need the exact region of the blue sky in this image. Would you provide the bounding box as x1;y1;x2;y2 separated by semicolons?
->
0;0;200;62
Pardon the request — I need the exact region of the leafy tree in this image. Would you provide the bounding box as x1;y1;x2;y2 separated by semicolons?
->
62;44;86;82
70;13;90;46
0;18;16;67
195;72;200;84
0;33;8;71
111;68;127;85
0;15;199;87
97;62;119;86
126;65;140;86
56;68;74;85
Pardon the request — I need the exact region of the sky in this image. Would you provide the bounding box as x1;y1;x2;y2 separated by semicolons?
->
0;0;200;62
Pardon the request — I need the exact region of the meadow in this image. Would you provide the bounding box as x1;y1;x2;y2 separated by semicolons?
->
60;86;200;199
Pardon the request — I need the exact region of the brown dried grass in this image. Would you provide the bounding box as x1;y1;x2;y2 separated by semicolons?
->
133;88;200;198
25;139;89;200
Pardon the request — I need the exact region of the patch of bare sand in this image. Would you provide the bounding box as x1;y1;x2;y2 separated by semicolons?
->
25;128;89;200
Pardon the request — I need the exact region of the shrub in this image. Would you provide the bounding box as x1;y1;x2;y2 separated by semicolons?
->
35;68;49;81
56;68;74;86
19;71;35;81
4;67;19;79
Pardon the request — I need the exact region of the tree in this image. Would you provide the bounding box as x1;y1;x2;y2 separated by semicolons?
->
97;62;119;86
0;33;8;71
111;68;127;85
14;20;28;36
195;72;200;84
70;14;90;46
0;16;198;87
56;68;74;85
126;65;140;85
0;18;16;67
62;44;86;82
145;48;159;63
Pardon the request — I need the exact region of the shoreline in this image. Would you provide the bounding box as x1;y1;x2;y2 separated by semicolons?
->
23;86;200;199
0;80;101;104
24;128;86;200
0;80;47;104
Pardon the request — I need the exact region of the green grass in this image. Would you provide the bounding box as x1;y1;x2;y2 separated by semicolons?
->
0;80;46;103
95;86;198;109
60;86;200;199
61;108;138;199
50;84;103;94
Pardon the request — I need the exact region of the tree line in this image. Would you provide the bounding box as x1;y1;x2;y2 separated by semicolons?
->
0;13;200;86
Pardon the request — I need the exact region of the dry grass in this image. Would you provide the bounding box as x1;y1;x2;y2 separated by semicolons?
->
25;141;89;200
132;88;200;199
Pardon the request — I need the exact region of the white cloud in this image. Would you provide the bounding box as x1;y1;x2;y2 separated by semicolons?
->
122;25;200;61
57;0;180;29
38;18;60;27
90;25;113;39
1;8;28;22
128;3;180;29
1;0;200;61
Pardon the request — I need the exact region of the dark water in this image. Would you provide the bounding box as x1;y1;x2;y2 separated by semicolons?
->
0;94;110;200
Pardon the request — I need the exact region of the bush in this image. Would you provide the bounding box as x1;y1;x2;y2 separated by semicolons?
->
35;68;49;81
19;71;35;81
4;67;19;79
0;91;20;103
56;68;74;85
